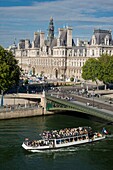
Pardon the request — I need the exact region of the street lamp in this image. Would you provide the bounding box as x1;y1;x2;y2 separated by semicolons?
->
92;89;95;107
0;90;4;107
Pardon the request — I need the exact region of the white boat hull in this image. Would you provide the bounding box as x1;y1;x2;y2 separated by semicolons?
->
22;136;105;152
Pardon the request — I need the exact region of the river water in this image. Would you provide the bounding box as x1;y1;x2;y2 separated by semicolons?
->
0;113;113;170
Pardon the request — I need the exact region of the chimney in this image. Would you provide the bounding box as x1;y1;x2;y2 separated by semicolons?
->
67;27;72;47
77;38;80;46
25;39;30;49
57;28;64;46
34;32;38;41
40;32;45;47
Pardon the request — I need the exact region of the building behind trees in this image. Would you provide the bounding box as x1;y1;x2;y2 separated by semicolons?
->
9;17;113;82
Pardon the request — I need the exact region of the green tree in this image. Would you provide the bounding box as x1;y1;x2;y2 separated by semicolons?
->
98;54;113;89
0;46;21;92
70;77;74;82
82;58;99;85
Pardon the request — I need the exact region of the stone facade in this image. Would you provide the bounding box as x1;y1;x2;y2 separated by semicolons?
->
13;18;113;81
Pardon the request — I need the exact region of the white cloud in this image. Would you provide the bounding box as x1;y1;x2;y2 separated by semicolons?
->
0;0;113;47
0;0;113;21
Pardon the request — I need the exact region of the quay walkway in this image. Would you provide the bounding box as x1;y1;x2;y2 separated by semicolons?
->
0;92;50;119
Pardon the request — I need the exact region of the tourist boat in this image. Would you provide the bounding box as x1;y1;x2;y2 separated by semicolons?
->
22;127;106;152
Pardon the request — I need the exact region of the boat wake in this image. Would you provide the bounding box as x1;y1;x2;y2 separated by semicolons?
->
29;143;97;153
106;134;113;138
30;147;79;153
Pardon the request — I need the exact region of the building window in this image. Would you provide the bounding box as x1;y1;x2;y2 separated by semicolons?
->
92;50;94;56
37;51;39;55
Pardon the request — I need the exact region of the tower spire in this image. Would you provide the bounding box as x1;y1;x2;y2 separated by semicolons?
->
47;17;54;43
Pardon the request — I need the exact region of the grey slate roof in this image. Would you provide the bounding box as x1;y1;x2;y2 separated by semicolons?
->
90;29;113;45
59;29;75;46
34;34;40;48
60;29;67;46
50;38;57;48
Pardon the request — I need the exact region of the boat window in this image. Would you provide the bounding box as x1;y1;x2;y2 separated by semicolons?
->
70;138;73;142
56;140;60;144
83;135;86;140
65;139;69;143
74;137;78;141
61;139;64;144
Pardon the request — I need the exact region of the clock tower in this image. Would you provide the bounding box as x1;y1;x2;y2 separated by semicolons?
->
47;17;54;43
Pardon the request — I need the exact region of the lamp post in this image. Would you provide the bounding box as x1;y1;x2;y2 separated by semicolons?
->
93;89;95;107
0;90;4;107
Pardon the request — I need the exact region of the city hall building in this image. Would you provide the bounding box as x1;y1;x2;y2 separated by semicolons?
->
13;17;113;81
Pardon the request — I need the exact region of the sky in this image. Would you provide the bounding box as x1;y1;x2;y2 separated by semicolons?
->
0;0;113;47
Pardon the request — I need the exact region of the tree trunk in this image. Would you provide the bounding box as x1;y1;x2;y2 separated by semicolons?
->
95;80;99;90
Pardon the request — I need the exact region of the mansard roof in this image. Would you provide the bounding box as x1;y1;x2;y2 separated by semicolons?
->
34;33;40;48
60;29;67;46
90;29;113;45
50;38;57;48
58;28;75;46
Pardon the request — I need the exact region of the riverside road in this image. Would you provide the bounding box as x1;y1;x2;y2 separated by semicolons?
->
48;86;113;113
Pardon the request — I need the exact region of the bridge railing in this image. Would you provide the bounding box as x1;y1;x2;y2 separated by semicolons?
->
46;94;113;121
0;103;41;113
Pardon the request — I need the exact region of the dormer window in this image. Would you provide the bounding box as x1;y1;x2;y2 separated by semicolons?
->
92;35;96;45
105;35;109;45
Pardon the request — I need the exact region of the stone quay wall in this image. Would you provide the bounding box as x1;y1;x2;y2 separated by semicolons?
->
0;107;53;120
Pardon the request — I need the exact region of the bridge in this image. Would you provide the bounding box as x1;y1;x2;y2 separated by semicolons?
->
46;94;113;122
1;91;113;121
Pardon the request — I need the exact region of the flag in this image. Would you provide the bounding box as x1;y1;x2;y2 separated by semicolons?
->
102;128;108;134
